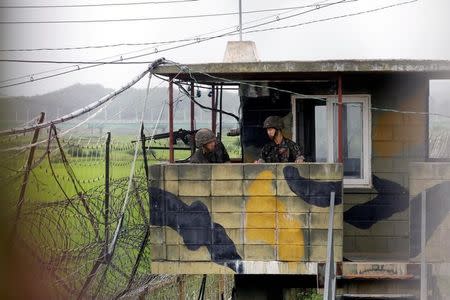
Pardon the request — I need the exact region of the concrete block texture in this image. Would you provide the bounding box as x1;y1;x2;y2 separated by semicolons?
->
211;164;243;180
309;163;343;180
149;163;344;274
409;163;450;263
211;180;243;196
243;164;276;179
178;164;211;180
179;180;210;197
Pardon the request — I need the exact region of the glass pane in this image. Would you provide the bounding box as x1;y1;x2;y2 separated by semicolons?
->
315;106;328;162
429;80;450;159
333;102;363;179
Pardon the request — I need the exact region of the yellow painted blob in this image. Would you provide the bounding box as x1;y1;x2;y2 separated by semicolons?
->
245;170;305;261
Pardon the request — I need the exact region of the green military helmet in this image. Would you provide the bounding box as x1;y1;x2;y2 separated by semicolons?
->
263;116;283;130
195;128;216;148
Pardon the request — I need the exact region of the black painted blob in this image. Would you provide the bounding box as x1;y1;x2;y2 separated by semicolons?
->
283;165;342;207
149;187;243;273
343;175;409;229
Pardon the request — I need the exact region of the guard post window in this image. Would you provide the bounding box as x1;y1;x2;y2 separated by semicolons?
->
292;95;371;188
428;80;450;160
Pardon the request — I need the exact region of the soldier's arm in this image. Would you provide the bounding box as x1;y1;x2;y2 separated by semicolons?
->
255;144;269;163
218;142;231;163
291;142;305;163
189;151;201;163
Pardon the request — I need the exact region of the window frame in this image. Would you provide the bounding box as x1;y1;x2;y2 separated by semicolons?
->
291;94;372;188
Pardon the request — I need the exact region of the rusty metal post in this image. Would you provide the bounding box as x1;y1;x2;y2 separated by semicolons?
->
211;84;217;134
169;76;174;163
420;191;427;300
337;75;343;163
104;132;111;257
12;112;45;237
219;85;223;142
190;81;196;154
191;81;195;132
140;124;149;181
324;191;336;300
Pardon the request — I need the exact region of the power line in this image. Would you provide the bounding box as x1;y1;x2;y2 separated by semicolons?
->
0;0;414;67
0;0;413;89
0;58;166;136
0;0;339;84
0;1;351;65
0;1;342;52
0;3;346;24
0;0;198;9
243;0;418;35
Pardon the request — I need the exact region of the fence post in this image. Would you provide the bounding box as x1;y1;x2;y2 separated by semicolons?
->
218;274;225;300
177;275;186;300
420;190;427;300
140;124;149;182
104;132;111;259
324;191;336;300
12;112;45;240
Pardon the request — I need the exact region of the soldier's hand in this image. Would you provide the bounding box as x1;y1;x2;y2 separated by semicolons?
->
295;156;305;163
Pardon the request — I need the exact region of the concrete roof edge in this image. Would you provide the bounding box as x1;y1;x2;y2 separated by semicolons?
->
155;59;450;75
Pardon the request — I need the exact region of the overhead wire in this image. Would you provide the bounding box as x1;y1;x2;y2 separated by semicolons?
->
0;2;348;24
0;0;417;89
243;0;418;35
0;0;350;81
0;59;166;136
0;0;335;52
0;0;357;89
0;0;199;9
0;0;350;93
0;60;168;154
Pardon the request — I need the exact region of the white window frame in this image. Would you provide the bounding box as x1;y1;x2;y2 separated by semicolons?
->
291;95;372;188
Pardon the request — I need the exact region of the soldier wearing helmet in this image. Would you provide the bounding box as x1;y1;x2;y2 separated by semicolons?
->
190;128;230;163
255;116;305;163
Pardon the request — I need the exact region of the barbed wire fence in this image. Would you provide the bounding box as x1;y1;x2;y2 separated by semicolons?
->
0;59;235;299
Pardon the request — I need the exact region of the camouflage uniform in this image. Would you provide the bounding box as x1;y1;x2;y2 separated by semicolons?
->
258;115;304;163
259;138;304;163
190;142;230;163
190;128;230;163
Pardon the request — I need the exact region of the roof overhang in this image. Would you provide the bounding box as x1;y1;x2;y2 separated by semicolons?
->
154;59;450;84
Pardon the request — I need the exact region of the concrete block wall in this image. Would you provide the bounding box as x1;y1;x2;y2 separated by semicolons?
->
409;162;450;262
149;163;343;274
343;78;428;258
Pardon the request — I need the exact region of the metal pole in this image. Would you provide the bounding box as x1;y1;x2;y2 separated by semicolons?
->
211;84;216;134
324;191;336;300
169;76;174;163
337;75;343;163
420;191;427;300
190;81;195;132
104;132;111;258
190;81;196;154
219;85;223;142
12;112;45;238
239;0;243;41
140;124;149;181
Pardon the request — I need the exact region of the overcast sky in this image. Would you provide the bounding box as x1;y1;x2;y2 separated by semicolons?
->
0;0;449;96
